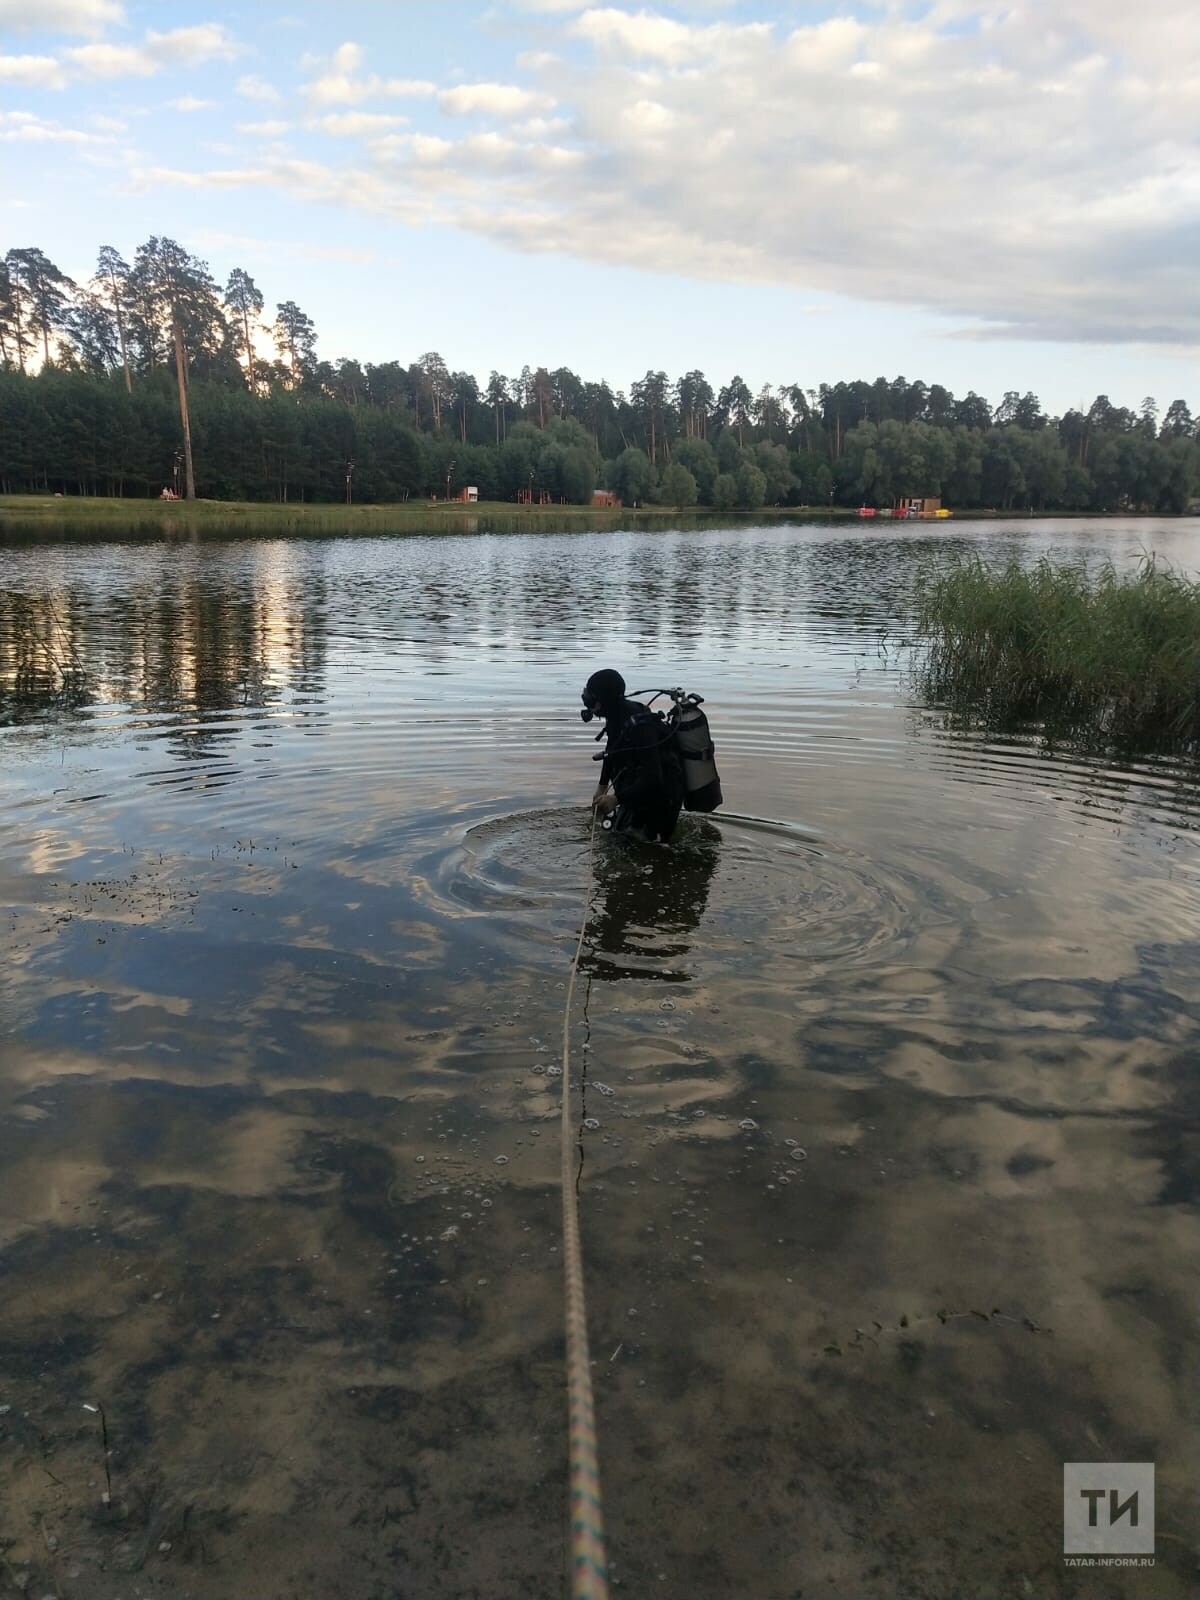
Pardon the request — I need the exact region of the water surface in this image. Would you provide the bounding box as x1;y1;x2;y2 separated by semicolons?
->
1;517;1197;1598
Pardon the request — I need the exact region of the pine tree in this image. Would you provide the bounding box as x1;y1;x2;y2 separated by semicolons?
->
225;267;264;390
95;247;133;392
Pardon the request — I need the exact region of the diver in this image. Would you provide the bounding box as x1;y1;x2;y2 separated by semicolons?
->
581;668;685;843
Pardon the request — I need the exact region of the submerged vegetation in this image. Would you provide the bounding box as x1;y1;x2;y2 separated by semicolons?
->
914;556;1200;749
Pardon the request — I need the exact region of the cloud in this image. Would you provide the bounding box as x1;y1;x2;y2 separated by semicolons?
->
65;41;150;76
438;82;551;117
571;6;769;65
302;41;435;105
68;24;239;79
405;134;452;162
0;109;113;143
118;1;1199;347
238;119;291;137
236;73;283;104
0;0;122;35
168;96;214;112
456;2;1195;344
0;52;68;88
313;112;409;136
148;24;239;64
138;164;272;190
514;113;569;137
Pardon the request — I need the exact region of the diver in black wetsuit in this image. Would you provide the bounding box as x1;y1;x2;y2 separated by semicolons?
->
581;668;684;843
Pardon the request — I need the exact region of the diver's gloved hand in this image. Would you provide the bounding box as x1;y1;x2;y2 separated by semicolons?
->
591;786;617;818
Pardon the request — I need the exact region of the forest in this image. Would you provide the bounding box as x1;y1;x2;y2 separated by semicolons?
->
2;238;1198;513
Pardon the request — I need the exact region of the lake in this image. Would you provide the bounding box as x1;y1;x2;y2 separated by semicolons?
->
1;516;1197;1598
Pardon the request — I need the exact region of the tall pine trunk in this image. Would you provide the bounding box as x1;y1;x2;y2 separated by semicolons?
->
173;316;196;499
111;273;132;393
242;306;255;391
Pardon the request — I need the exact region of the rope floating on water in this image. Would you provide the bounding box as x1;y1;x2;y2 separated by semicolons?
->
560;807;609;1600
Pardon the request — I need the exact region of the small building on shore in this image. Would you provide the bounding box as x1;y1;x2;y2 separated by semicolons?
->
591;490;621;508
893;497;951;518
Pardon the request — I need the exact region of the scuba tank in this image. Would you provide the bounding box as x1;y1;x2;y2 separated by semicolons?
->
670;691;723;812
632;686;724;813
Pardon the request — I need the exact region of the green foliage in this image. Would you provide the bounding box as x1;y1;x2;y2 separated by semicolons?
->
914;555;1200;749
752;441;793;504
608;446;655;506
735;462;767;510
713;472;738;512
559;446;597;504
660;462;698;507
675;437;717;503
715;431;743;475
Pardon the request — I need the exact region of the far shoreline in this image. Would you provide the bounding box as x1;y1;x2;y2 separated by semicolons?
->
1;494;1193;537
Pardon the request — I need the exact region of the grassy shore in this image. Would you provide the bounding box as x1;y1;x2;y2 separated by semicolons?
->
2;494;1167;537
0;494;633;529
0;493;870;533
914;554;1200;748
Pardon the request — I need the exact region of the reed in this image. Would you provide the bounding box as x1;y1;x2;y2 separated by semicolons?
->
913;554;1200;748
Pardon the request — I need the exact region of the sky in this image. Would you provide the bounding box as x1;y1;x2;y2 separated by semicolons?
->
1;0;1197;416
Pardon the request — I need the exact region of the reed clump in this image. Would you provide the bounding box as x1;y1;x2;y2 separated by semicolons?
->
914;555;1200;748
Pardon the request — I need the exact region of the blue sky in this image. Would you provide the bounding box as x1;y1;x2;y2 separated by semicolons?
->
2;0;1197;416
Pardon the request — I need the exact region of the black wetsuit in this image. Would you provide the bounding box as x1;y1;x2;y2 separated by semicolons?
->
599;699;685;842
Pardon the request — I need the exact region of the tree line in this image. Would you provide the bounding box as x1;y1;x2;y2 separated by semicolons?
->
1;237;1197;513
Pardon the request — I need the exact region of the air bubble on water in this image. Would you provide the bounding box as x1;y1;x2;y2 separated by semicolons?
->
790;1147;808;1162
415;1155;426;1164
532;1064;545;1075
546;1065;563;1078
595;1083;614;1096
659;1001;675;1011
739;1118;758;1132
583;1118;600;1131
494;1155;510;1166
784;1138;798;1147
481;1199;492;1208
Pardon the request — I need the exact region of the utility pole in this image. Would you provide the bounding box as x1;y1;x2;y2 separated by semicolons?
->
345;459;354;506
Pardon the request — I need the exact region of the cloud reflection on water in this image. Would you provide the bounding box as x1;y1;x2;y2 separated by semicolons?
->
0;522;1197;1596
